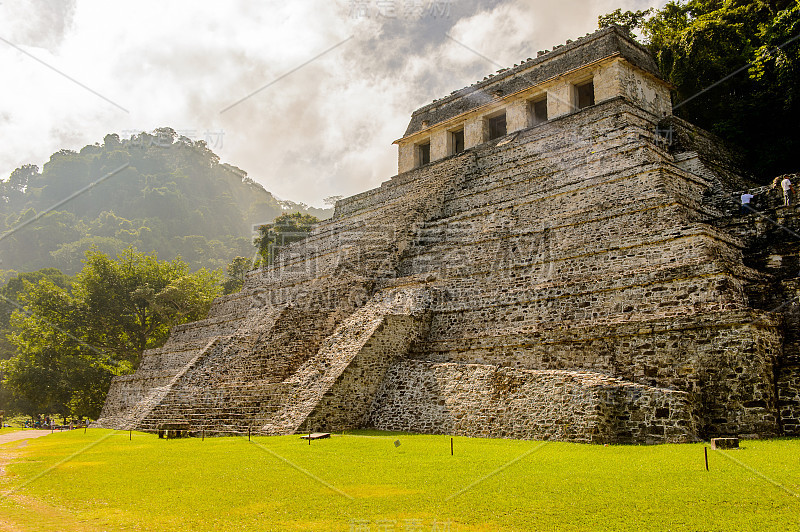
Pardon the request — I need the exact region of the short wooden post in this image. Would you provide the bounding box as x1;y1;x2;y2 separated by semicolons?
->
309;433;311;446
202;430;205;441
704;447;709;471
129;430;132;441
451;437;454;456
248;427;251;441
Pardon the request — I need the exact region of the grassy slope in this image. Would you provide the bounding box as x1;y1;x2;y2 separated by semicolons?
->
0;430;798;531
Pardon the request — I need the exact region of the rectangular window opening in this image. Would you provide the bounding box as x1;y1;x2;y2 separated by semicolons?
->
576;81;595;109
487;112;507;140
451;129;465;154
530;97;548;126
417;142;430;166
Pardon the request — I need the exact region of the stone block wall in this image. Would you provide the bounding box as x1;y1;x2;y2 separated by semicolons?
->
778;366;800;435
368;360;696;444
126;288;358;433
409;312;780;437
714;208;800;435
402;26;659;138
98;373;171;424
298;312;428;433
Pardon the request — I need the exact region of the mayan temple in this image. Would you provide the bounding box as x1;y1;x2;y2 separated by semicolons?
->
96;26;800;444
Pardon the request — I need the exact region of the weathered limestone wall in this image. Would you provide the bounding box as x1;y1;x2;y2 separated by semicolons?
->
96;337;223;429
264;287;434;435
776;277;800;436
298;311;430;433
396;25;672;173
129;287;361;433
596;60;672;118
99;375;167;424
778;366;800;435
368;360;696;444
383;97;778;437
408;313;779;437
396;59;671;174
715;208;800;436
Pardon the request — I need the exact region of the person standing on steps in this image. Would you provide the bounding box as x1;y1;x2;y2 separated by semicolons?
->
782;176;794;206
740;192;754;214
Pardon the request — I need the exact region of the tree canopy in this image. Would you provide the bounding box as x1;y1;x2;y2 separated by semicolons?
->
0;249;221;419
222;256;253;294
0;268;72;416
600;0;800;180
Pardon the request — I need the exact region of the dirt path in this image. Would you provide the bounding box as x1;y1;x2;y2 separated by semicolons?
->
0;430;97;532
0;430;52;446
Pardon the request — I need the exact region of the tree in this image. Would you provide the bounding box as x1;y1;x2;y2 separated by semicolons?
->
223;256;252;294
0;249;221;418
323;195;344;207
3;277;112;419
599;1;800;180
254;212;319;265
597;8;653;34
75;248;221;366
0;268;71;416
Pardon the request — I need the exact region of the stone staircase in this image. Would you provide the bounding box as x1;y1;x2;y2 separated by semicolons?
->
133;307;290;432
94;306;279;430
96;336;223;429
97;285;433;435
262;287;432;434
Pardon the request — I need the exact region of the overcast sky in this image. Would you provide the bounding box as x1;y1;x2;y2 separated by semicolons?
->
0;0;667;208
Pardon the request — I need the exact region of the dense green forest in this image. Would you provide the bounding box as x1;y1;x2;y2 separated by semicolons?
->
0;251;222;419
600;0;800;181
0;127;330;279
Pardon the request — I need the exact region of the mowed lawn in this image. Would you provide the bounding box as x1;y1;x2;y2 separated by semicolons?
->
0;430;798;531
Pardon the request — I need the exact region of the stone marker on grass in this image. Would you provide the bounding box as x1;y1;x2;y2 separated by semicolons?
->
158;422;190;439
300;433;331;440
710;437;739;450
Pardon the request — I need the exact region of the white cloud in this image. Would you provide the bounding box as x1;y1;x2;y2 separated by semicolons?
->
0;0;668;207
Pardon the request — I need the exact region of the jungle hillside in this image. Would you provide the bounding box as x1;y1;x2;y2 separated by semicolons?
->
0;127;330;279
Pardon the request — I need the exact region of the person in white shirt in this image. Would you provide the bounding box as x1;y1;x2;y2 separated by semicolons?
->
740;192;754;214
782;177;793;206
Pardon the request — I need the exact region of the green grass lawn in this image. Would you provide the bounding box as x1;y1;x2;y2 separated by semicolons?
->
0;428;21;435
0;430;798;531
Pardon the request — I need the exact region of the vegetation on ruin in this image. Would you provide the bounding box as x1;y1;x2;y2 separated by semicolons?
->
254;211;320;265
0;430;797;531
600;0;800;180
221;256;252;294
